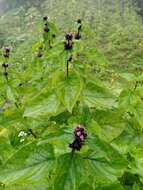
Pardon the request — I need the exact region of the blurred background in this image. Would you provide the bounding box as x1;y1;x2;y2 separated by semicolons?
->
0;0;143;46
0;0;143;72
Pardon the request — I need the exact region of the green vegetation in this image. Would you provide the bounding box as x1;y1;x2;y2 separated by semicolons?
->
0;0;143;189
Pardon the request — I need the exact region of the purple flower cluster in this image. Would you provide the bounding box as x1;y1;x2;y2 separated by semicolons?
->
69;125;87;151
2;47;10;78
64;33;74;50
43;16;50;33
3;47;10;58
74;126;87;141
65;33;73;41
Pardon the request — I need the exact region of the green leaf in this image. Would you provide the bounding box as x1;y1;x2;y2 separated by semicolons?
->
23;93;62;118
132;183;141;190
86;137;127;184
52;137;127;190
6;85;16;103
0;136;14;164
52;153;92;190
89;119;125;142
82;81;115;109
58;71;83;112
78;183;92;190
0;142;55;189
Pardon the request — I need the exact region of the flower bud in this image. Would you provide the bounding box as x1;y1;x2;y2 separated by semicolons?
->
44;27;50;33
77;19;82;24
43;16;48;21
4;72;8;76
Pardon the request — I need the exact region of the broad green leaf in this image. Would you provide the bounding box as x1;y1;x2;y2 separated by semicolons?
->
58;71;83;112
23;93;62;118
0;142;55;189
118;89;139;111
86;137;127;183
129;147;143;183
82;81;115;109
89;119;125;142
52;153;94;190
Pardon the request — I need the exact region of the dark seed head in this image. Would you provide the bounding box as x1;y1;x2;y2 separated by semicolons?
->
65;33;73;41
37;52;43;57
77;19;82;24
43;16;48;21
2;63;8;68
64;41;73;50
52;34;56;38
4;72;8;76
75;32;81;40
4;54;9;58
39;46;43;50
3;54;9;58
44;27;50;33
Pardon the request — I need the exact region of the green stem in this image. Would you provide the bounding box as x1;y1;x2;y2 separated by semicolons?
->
29;129;37;139
134;81;138;91
67;59;69;78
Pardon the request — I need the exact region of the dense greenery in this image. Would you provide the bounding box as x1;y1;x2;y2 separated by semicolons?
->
0;0;143;190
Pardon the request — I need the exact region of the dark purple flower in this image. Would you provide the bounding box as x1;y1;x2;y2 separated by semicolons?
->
65;33;73;41
3;47;10;58
74;125;87;141
69;139;82;151
5;47;10;53
69;125;87;152
64;41;73;50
